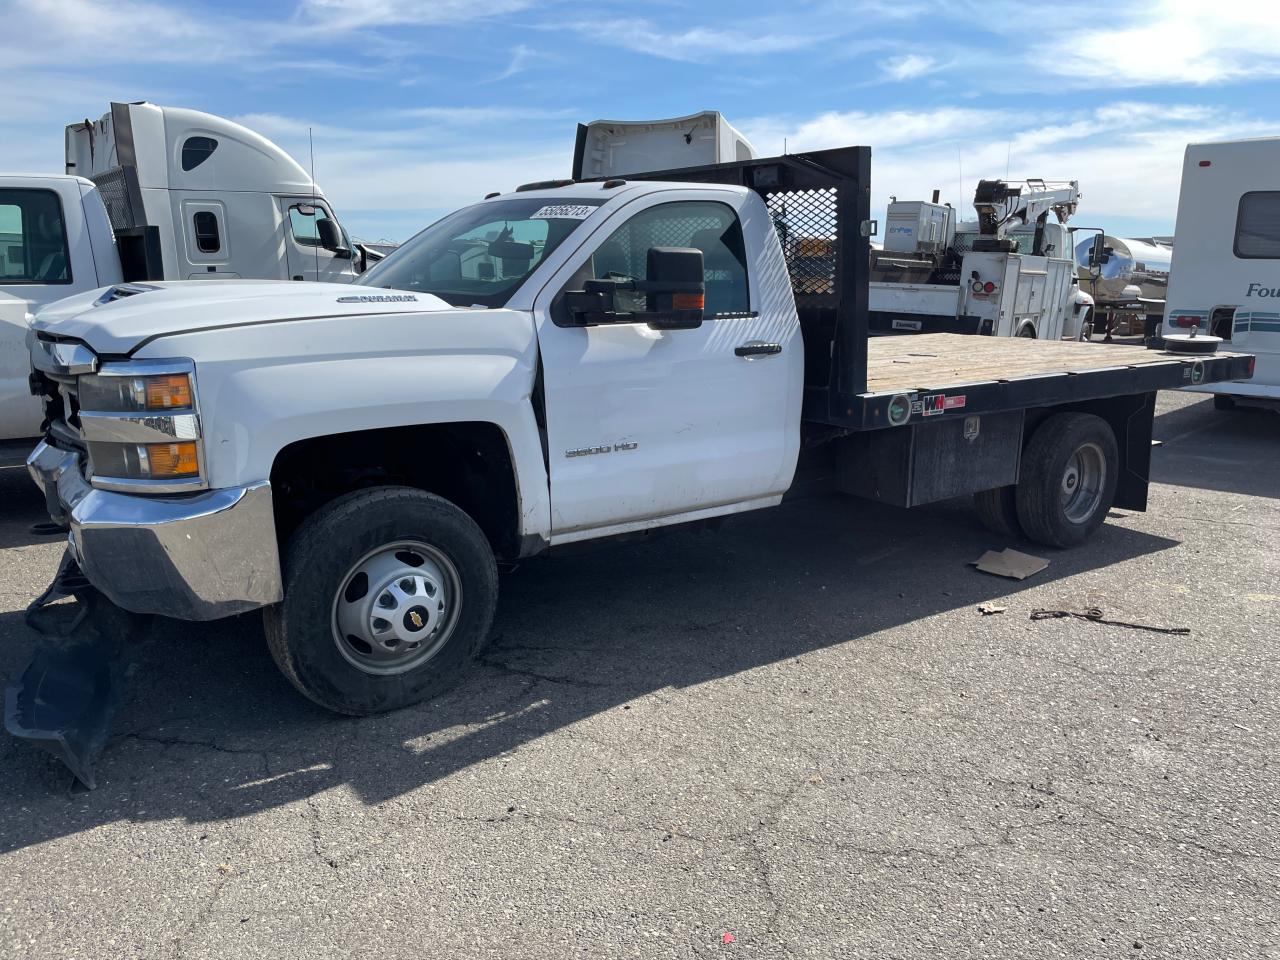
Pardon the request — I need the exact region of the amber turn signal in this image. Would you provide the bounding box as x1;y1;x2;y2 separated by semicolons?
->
145;375;193;410
146;441;200;478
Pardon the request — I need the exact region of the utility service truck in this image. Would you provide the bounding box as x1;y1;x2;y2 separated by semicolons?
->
866;179;1093;340
14;145;1254;785
1161;136;1280;409
1;102;367;447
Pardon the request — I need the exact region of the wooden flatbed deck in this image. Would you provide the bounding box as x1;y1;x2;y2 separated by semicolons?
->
802;333;1255;430
864;334;1237;396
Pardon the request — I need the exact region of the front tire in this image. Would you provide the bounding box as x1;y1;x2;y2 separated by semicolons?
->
264;486;498;715
1015;413;1118;548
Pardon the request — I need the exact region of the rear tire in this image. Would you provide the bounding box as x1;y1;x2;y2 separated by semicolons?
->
974;485;1022;538
1213;394;1237;411
264;486;498;715
1015;413;1118;548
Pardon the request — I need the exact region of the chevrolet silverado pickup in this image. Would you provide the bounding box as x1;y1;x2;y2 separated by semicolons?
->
22;147;1255;725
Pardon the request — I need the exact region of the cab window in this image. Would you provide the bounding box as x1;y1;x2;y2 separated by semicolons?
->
583;200;749;316
289;205;331;248
0;188;71;283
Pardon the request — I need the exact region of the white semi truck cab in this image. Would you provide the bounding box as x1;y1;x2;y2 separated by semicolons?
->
65;102;363;285
13;146;1255;784
2;103;366;447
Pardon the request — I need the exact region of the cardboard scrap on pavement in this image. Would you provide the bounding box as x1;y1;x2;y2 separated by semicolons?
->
972;548;1048;581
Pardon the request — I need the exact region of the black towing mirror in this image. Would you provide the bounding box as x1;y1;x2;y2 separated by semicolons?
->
564;247;705;330
316;217;350;257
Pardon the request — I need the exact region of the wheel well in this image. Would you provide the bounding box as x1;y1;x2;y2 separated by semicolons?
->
270;422;522;559
1023;393;1154;511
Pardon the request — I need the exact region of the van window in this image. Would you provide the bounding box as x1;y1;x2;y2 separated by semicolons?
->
192;211;220;253
1234;192;1280;259
0;188;71;283
181;137;218;172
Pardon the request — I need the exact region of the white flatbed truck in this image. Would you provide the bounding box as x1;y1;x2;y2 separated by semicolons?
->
11;146;1255;784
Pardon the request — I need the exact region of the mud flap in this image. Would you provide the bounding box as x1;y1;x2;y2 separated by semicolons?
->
4;551;144;789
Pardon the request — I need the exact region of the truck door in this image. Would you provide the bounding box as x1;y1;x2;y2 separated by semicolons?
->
279;198;357;283
533;190;802;539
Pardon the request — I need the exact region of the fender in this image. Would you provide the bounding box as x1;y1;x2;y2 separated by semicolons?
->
136;308;553;544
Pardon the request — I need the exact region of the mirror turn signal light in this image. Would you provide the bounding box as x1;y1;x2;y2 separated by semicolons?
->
672;293;705;310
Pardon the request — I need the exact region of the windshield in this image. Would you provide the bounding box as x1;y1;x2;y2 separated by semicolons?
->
356;197;608;307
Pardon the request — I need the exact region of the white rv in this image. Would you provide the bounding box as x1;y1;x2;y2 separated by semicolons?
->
1163;138;1279;408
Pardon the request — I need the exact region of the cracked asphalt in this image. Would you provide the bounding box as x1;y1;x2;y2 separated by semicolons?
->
1;391;1277;959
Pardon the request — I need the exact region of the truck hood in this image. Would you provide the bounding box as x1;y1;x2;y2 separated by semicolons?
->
29;280;454;355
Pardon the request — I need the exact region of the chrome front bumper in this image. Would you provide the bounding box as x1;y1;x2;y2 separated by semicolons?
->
27;441;283;620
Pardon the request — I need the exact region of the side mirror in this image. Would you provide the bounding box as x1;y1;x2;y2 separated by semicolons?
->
316;217;349;256
563;247;705;330
642;247;704;330
1087;235;1112;268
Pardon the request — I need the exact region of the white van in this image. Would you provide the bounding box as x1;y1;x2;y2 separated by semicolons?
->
1163;138;1279;409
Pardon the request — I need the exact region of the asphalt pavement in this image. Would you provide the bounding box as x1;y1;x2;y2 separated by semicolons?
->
0;392;1276;959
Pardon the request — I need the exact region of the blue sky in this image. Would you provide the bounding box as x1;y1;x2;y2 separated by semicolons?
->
3;0;1277;242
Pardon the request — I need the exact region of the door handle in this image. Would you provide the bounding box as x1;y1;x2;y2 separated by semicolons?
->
735;341;782;358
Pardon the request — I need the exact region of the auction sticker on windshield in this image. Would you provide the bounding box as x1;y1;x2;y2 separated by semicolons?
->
531;205;596;219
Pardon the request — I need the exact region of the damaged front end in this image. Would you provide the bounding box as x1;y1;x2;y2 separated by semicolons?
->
5;552;145;789
7;334;283;787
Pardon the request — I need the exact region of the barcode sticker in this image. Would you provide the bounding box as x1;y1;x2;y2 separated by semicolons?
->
530;204;595;220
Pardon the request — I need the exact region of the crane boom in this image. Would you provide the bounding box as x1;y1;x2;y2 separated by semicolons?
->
972;178;1081;237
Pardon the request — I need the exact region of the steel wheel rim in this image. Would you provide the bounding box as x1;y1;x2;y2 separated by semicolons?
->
1061;441;1106;524
331;540;463;676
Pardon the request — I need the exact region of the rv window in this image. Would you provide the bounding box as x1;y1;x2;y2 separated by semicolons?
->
0;188;71;284
181;137;219;172
1235;192;1280;259
193;210;220;253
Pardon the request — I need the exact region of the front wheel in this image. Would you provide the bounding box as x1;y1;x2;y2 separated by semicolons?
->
264;486;498;715
1015;413;1118;548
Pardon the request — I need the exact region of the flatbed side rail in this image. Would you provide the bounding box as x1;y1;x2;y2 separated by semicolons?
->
577;145;874;413
834;350;1253;431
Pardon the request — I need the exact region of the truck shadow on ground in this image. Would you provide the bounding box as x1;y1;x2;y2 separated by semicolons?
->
0;491;1180;854
1152;396;1279;499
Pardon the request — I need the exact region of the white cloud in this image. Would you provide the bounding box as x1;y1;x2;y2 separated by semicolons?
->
884;54;939;81
742;102;1275;230
560;18;823;62
1035;0;1280;86
295;0;536;31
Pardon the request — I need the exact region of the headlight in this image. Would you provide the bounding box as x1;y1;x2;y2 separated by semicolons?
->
77;359;206;492
78;372;193;412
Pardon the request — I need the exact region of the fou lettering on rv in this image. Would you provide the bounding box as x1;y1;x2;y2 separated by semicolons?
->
1246;282;1280;298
